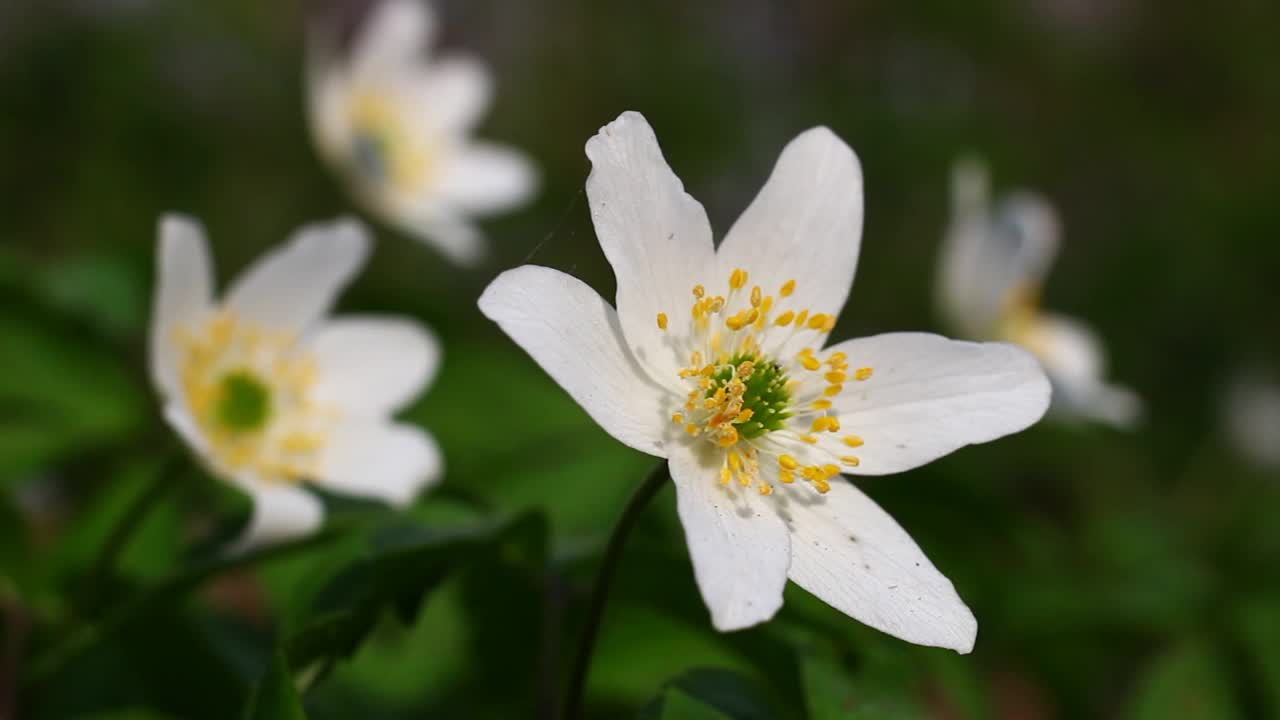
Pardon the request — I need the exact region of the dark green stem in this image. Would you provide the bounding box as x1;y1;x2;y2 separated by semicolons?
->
86;453;188;607
563;462;669;720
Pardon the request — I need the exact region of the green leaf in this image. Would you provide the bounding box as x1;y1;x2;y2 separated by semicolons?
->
1233;595;1280;716
1125;639;1243;720
283;514;520;669
244;653;308;720
641;668;780;720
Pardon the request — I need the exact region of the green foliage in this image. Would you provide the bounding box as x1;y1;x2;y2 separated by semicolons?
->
244;654;309;720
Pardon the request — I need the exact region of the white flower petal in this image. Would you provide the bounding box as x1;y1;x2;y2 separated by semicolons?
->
306;316;440;416
478;265;670;456
782;479;977;653
822;333;1049;475
150;214;213;402
1224;375;1280;468
314;421;442;506
1030;313;1141;428
223;218;370;335
414;56;493;135
716;127;864;322
669;445;790;631
584;111;716;381
937;160;1060;339
437;142;537;215
238;481;325;547
305;58;352;165
350;0;435;81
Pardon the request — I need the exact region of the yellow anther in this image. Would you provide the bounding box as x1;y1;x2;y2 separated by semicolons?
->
822;464;841;478
779;454;799;470
745;309;759;324
814;478;831;494
780;279;796;297
801;465;823;481
828;352;847;365
822;316;836;332
730;268;748;289
750;286;762;307
795;310;809;327
855;367;874;381
824;384;843;397
812;399;833;410
825;371;847;384
841;456;862;467
758;483;774;496
693;284;705;298
685;424;700;436
812;416;840;433
843;435;865;448
807;313;828;330
779;469;796;484
737;360;755;377
728;451;743;471
718;426;739;447
800;435;818;444
759;296;774;315
720;466;732;485
671;412;684;424
775;311;795;327
736;408;754;423
738;472;751;487
657;312;668;330
801;355;821;371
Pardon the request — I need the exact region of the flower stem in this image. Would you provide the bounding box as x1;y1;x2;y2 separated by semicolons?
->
86;452;188;608
563;461;669;720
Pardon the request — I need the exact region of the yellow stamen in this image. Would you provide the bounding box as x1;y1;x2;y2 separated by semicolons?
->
812;399;833;410
795;310;809;327
807;313;828;330
779;469;796;484
855;367;874;381
824;384;842;396
730;268;748;289
841;456;862;467
825;371;847;384
843;435;865;448
693;284;705;298
778;454;799;470
775;311;795;327
657;312;668;330
750;286;762;307
780;279;796;297
801;355;821;371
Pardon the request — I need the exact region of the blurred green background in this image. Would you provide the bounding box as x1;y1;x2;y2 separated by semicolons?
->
2;1;1279;718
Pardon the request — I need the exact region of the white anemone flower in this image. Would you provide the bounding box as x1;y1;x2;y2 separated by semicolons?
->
306;0;537;265
939;158;1142;428
1223;374;1280;469
150;215;443;545
479;112;1051;651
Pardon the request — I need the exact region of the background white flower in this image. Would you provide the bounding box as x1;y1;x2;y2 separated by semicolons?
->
150;215;443;546
1223;373;1280;468
307;0;537;266
479;112;1051;652
939;157;1142;428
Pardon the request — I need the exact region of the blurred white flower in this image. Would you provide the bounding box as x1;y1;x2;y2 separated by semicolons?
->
307;0;537;265
938;158;1142;428
1223;374;1280;468
149;215;443;546
480;112;1051;651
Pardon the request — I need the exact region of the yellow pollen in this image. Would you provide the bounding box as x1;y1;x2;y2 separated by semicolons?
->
807;314;828;330
825;371;847;384
780;279;796;297
800;435;818;444
736;408;754;423
750;286;762;307
841;456;862;466
779;454;799;470
855;367;874;381
795;310;809;327
693;284;705;298
812;416;840;433
720;466;732;485
779;469;796;484
812;399;833;410
822;464;841;478
775;311;795;327
758;483;773;496
728;451;743;471
829;352;847;365
814;478;831;494
657;312;668;330
729;268;748;289
824;385;843;397
671;413;684;424
801;355;821;371
718;427;739;447
685;424;700;436
843;435;865;448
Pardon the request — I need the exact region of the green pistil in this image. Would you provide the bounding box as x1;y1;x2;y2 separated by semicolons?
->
708;352;791;439
214;370;272;433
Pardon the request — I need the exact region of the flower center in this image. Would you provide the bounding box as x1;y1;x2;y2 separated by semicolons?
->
658;269;877;498
177;311;333;482
213;370;272;433
349;92;435;193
